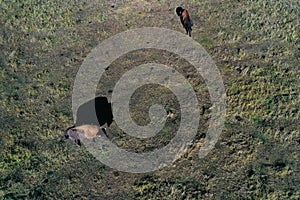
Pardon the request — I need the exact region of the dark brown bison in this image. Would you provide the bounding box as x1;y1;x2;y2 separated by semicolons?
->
176;7;193;37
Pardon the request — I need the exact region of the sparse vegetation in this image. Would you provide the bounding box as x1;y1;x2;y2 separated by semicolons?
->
0;0;299;199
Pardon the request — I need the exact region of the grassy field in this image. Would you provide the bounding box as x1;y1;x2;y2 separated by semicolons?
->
0;0;299;199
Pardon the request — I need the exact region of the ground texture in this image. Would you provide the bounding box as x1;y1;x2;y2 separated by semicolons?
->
0;0;299;199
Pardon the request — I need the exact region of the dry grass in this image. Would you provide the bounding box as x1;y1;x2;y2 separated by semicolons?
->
0;0;299;199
